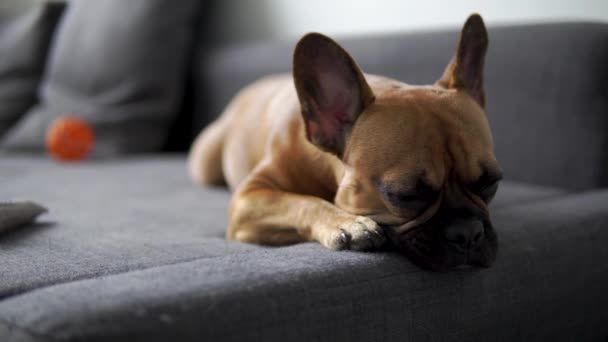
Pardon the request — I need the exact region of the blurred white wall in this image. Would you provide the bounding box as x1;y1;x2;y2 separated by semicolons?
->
3;0;607;42
212;0;608;42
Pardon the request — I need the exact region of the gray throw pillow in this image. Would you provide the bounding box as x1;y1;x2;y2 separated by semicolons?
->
1;0;201;156
0;2;66;139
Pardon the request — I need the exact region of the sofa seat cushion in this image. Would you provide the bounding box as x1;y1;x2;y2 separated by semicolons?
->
1;187;607;341
0;155;259;298
490;181;566;208
0;155;566;299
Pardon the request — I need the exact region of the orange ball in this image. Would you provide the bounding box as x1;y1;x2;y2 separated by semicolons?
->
46;116;95;162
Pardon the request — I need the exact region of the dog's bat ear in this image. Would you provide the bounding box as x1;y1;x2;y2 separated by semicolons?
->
437;13;488;108
293;33;375;157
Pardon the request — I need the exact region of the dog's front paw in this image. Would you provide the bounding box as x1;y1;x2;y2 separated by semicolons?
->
327;216;386;251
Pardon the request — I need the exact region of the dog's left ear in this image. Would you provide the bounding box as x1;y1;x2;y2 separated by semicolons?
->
437;14;488;108
293;33;375;157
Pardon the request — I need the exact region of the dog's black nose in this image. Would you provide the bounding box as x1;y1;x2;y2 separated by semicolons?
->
443;219;484;250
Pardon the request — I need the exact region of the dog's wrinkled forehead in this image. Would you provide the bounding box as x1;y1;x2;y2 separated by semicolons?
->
344;85;496;186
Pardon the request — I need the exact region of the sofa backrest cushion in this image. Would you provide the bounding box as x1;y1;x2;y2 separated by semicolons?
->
193;23;608;190
0;2;65;139
1;0;202;156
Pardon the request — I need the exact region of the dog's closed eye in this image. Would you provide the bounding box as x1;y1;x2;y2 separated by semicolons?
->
378;178;440;211
384;192;432;210
470;167;502;201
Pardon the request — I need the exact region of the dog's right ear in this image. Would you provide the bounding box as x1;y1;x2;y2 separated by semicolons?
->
437;14;488;108
293;33;374;157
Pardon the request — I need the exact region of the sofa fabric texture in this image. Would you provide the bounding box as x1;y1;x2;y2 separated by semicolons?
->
0;2;65;138
2;156;606;342
1;0;201;156
0;156;565;298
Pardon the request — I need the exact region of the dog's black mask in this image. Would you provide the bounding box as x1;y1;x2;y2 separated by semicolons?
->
385;207;498;272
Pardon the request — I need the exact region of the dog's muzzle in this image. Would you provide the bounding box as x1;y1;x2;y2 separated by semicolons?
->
384;208;498;272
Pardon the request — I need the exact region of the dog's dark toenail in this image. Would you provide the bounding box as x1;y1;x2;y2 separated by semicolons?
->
364;230;373;240
339;229;351;246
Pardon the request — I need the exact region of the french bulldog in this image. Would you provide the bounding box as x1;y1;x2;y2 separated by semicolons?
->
188;14;502;271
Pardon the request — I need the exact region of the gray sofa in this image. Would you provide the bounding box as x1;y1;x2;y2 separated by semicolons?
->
1;16;608;342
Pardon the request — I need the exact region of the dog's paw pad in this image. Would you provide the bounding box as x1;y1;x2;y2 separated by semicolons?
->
332;216;385;251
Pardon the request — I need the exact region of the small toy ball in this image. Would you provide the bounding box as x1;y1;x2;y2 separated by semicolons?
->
46;116;94;162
